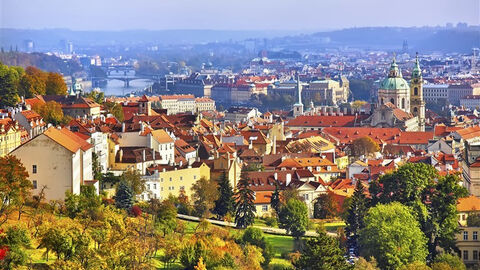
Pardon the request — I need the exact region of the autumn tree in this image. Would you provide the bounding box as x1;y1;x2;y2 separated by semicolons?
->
19;66;47;97
0;225;31;270
104;101;124;122
359;202;428;270
0;155;31;225
241;227;274;267
354;257;379;270
234;173;256;228
278;198;309;239
213;172;234;220
313;193;338;219
351;136;380;157
120;170;145;195
33;100;66;125
45;72;67;95
86;90;105;104
191;177;219;217
293;230;352;270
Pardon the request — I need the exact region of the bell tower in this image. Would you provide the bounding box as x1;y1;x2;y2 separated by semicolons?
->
410;53;425;131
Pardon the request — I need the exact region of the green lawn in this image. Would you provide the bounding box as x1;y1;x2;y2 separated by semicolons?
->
323;221;346;232
264;233;295;257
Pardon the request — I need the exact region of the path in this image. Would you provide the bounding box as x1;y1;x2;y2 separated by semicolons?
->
177;214;337;237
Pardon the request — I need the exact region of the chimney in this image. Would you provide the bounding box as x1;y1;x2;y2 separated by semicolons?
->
119;149;123;162
142;149;146;162
140;121;144;133
286;173;292;186
179;160;183;167
249;139;253;149
152;149;156;162
122;123;126;133
274;172;278;180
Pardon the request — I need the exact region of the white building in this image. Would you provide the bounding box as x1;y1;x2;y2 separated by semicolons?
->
195;97;216;112
159;95;196;115
423;84;449;103
460;95;480;110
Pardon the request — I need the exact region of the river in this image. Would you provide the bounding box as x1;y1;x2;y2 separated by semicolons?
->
97;70;154;96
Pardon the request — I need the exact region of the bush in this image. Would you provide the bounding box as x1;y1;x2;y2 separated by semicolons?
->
264;216;278;227
270;263;294;270
130;205;142;217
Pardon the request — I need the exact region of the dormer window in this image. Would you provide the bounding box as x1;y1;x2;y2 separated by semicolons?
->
316;166;321;171
327;166;331;171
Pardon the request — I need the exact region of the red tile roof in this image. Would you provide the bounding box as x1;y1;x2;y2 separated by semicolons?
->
286;114;369;128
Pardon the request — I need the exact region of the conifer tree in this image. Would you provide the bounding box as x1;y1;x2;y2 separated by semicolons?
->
115;180;134;210
270;180;281;214
235;172;256;228
213;172;234;219
345;180;368;252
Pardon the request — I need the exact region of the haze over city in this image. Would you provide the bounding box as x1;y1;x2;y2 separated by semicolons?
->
1;0;479;31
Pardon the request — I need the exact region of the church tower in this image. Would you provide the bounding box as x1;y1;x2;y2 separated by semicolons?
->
377;55;410;113
293;72;304;117
410;53;425;131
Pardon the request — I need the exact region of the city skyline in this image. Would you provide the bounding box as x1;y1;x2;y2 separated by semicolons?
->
1;0;479;31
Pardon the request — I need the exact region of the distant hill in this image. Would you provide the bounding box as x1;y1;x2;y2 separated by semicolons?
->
0;52;82;75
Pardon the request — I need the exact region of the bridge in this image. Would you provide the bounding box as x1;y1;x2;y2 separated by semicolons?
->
101;65;136;76
91;74;163;87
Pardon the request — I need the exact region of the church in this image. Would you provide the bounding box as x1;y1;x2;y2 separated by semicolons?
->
367;54;426;131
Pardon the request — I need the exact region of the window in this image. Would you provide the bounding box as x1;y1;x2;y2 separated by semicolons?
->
180;186;185;190
160;178;163;182
474;231;478;240
180;176;183;181
194;175;197;180
390;98;395;105
401;98;405;109
474;250;479;260
464;231;469;240
147;184;150;190
464;250;469;260
304;194;309;200
32;180;37;189
414;87;418;96
33;165;37;174
262;205;268;212
153;184;157;189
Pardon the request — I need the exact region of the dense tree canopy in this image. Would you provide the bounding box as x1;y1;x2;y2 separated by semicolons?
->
191;177;219;217
278;198;309;239
359;202;428;270
351;136;380;157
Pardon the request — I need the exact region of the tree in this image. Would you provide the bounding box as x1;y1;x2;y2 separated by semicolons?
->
235;173;256;228
398;262;431;270
33;100;66;125
432;253;466;270
191;177;219;217
0;155;31;225
351;136;380;157
351;100;368;111
293;230;352;270
278;198;309;239
104;101;124;122
45;72;67;95
120;170;145;195
213;173;234;220
86;90;105;104
359;202;428;270
270;180;281;214
354;257;379;270
65;185;101;218
115;180;134;210
155;199;178;236
19;66;47;97
467;213;480;227
0;64;20;107
345;180;368;251
313;193;338;219
0;225;31;270
241;227;274;267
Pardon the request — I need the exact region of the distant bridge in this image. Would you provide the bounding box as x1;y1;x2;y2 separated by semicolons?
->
91;74;163;87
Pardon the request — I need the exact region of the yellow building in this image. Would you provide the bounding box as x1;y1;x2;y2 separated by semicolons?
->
141;162;211;201
0;118;24;157
456;226;480;265
457;195;480;226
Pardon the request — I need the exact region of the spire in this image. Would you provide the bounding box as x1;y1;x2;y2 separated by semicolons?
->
388;53;401;78
296;72;302;105
412;52;422;78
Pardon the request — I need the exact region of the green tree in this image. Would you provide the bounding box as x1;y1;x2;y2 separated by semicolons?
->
33;100;67;125
86;90;105;104
235;173;256;228
213;172;234;220
467;213;480;227
293;230;352;270
0;64;20;107
432;253;466;270
241;227;274;267
345;180;368;251
104;101;124;122
278;198;309;239
65;185;101;218
115;180;134;210
313;193;338;219
45;72;67;95
398;262;431;270
0;155;31;225
0;225;31;270
191;177;219;217
155;199;178;236
359;202;428;270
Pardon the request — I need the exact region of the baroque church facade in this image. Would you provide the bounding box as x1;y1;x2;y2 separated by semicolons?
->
368;54;426;131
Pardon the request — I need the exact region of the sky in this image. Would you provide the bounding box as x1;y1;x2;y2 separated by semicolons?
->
1;0;479;31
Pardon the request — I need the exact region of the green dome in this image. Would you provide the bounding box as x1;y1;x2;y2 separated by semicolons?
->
380;56;410;91
380;77;410;90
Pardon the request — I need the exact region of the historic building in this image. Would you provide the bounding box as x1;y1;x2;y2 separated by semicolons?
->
368;55;425;131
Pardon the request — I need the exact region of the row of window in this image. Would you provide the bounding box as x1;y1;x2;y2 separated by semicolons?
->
463;250;480;261
463;231;478;241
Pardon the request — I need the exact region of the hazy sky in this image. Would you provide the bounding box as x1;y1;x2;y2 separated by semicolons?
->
1;0;479;31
